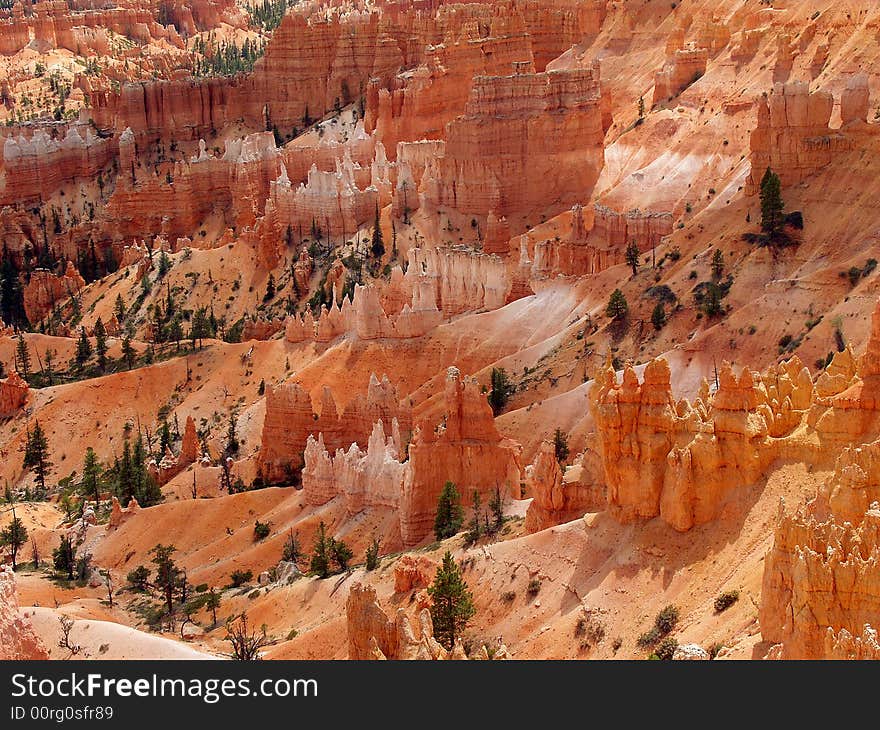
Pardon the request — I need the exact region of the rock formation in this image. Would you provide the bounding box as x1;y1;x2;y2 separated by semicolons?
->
0;566;49;660
346;581;509;660
0;370;29;418
652;36;708;106
1;124;117;206
302;367;521;546
401;367;521;545
426;64;606;220
746;81;851;194
524;439;605;533
23;261;86;325
259;374;412;483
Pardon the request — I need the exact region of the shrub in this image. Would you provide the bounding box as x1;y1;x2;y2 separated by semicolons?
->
714;590;739;613
612;637;623;652
651;636;678;660
501;590;516;602
229;569;253;588
708;642;724;659
638;604;679;647
655;605;679;634
253;520;270;541
526;578;541;597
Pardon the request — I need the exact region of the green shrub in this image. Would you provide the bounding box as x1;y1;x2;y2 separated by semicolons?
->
651;637;678;660
229;569;253;588
253;520;270;541
526;578;541;597
714;590;740;613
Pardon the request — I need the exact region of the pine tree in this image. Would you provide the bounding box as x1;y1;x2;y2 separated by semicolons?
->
75;327;92;366
168;316;183;350
625;240;640;277
489;486;504;532
94;317;108;372
190;307;211;349
23;421;51;492
0;509;28;570
150;544;180;615
365;537;380;571
263;273;276;302
427;551;476;650
81;447;102;507
329;537;353;571
114;293;126;323
132;436;162;506
759;167;784;236
205;587;221;625
638;95;645;121
371;205;385;259
488;367;512;416
651;302;667;331
433;481;464;540
53;534;75;579
43;348;54;385
15;332;30;379
309;521;331;578
158;420;172;454
121;332;136;370
606;289;628;321
465;489;482;543
282;530;301;565
553;428;569;462
116;438;134;505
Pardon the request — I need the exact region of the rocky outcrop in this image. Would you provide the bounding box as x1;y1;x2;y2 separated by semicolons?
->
259;374;412;484
302;367;522;546
394;555;437;593
0;371;29;418
0;566;49;660
346;582;443;660
426;64;606;220
402;367;521;545
590;353;815;532
108;496;141;529
23;261;86;325
152;415;199;484
346;581;509;660
302;419;407;512
524;439;605;533
746;81;851;194
652;36;708;105
761;439;880;659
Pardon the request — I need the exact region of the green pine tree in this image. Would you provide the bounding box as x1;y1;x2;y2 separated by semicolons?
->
625;240;640;277
14;333;30;379
371;205;385;259
23;421;51;492
427;551;476;650
75;327;92;366
80;447;102;507
94;317;108;372
53;534;75;579
606;289;628;321
0;509;28;570
309;521;331;578
433;481;464;540
759;167;784;236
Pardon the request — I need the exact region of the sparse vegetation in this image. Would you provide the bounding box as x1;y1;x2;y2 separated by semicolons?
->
714;590;740;613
